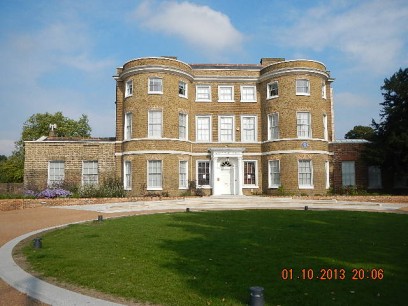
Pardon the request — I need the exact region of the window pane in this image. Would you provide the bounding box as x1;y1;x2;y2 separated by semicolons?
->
342;161;356;187
196;117;210;141
198;161;210;186
241;86;256;101
220;117;233;142
242;117;255;141
299;160;312;187
49;161;64;186
269;113;279;140
244;161;256;185
83;161;98;185
196;86;210;100
268;82;278;97
124;161;131;190
125;112;132;140
179;161;188;188
179;81;186;96
269;160;280;187
297;112;311;138
179;113;187;140
296;79;310;94
149;78;162;93
148;160;162;188
219;86;233;101
149;110;162;138
125;80;133;97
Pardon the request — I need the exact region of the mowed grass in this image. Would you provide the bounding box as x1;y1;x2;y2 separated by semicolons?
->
22;210;408;305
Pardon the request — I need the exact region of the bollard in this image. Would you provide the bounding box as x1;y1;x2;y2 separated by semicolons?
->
98;215;104;222
33;237;42;249
249;286;264;306
304;206;308;211
186;208;190;213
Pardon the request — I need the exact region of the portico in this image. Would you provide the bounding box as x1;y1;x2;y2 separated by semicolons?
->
210;148;245;196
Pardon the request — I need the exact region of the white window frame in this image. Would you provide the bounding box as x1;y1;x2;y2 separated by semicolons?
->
218;85;234;102
125;80;133;98
147;160;163;190
268;160;281;188
296;79;310;96
82;161;98;186
148;77;163;94
218;115;235;142
195;85;211;102
196;160;211;188
322;82;327;99
267;81;279;99
148;109;162;138
298;160;314;189
325;160;330;189
368;166;382;189
179;113;188;140
179;81;188;98
241;115;257;142
48;161;65;187
323;114;328;141
124;161;132;191
297;112;312;139
341;161;356;187
243;160;258;187
124;112;132;140
179;160;188;189
196;115;212;142
240;85;256;102
268;113;279;140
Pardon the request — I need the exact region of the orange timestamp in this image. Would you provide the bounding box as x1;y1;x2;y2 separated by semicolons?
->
281;268;384;280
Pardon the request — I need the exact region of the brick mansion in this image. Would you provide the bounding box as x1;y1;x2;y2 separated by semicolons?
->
24;56;380;196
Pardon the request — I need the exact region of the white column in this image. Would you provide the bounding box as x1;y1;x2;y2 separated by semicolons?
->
237;156;243;195
212;156;218;195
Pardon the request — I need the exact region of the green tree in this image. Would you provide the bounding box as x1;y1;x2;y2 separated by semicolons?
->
1;112;92;183
15;112;91;154
365;68;408;188
0;153;23;183
345;125;375;140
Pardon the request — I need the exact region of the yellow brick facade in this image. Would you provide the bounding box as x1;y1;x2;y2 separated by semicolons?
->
114;57;334;196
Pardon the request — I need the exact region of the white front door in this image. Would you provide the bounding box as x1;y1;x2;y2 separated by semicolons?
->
219;166;233;195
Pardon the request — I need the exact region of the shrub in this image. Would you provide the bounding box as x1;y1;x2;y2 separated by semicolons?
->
77;179;126;198
37;188;72;199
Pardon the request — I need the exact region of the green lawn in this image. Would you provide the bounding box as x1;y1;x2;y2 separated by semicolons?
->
22;210;408;305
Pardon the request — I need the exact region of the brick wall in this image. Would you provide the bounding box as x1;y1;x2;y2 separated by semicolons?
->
24;139;116;191
329;140;369;191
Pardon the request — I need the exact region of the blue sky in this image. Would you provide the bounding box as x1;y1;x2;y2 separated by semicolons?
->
0;0;407;156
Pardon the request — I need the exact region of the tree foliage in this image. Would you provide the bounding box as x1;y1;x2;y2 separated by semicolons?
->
345;125;375;140
365;68;408;182
15;112;91;154
1;112;92;183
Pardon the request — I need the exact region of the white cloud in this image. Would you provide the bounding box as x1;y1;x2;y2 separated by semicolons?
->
132;1;244;59
0;19;115;148
278;0;408;75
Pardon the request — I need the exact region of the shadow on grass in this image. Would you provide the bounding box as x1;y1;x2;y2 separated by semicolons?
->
158;210;408;305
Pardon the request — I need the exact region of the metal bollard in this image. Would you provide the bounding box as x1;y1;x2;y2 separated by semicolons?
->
186;208;190;213
33;237;42;249
304;205;308;211
249;286;264;306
